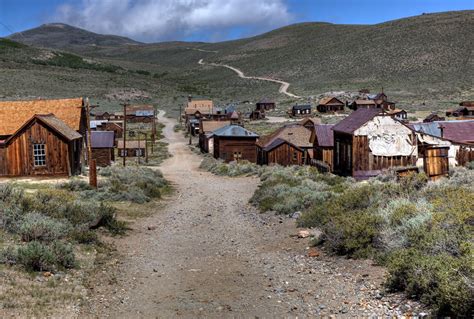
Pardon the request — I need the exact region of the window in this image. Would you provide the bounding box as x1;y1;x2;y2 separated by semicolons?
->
120;149;128;157
233;151;242;161
33;144;46;166
136;149;144;157
292;151;298;161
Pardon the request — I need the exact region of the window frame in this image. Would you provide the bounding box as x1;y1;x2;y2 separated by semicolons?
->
33;143;47;167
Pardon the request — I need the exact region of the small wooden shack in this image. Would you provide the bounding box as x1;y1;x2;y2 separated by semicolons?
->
117;140;146;157
91;131;115;167
299;117;322;131
257;124;312;166
256;98;276;111
93;111;111;121
0;114;82;177
423;113;445;123
99;122;123;139
310;124;335;172
198;120;231;153
291;104;312;117
212;125;259;163
349;99;377;110
317;97;344;113
332;109;417;179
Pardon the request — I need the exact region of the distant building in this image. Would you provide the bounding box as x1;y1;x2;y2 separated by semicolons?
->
423;113;445;123
126;105;155;123
212;125;259;163
198;120;231;153
291;104;312;117
91;131;115;167
256;98;276;111
257;124;312;166
117;140;146;157
317;97;344;113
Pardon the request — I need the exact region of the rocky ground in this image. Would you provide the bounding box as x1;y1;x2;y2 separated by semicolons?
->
79;113;428;318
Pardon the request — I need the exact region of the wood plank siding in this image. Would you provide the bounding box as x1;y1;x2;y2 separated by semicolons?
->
214;138;257;163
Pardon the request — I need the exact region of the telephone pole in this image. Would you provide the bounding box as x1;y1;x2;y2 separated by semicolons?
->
85;98;97;188
122;103;127;167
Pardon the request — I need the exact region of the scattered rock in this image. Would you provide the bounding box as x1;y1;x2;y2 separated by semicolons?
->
291;211;302;219
147;225;157;231
298;230;310;238
307;248;320;258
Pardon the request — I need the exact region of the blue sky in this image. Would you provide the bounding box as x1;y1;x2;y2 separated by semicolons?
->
0;0;472;42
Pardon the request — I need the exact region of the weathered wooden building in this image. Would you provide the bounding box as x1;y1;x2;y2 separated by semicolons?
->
299;117;322;130
349;99;377;110
98;122;123;139
256;98;276;111
0;114;82;177
93;111;111;121
198;120;231;153
423;113;445;123
0;98;87;177
257;124;312;166
212;125;259;163
310;124;335;172
126;105;155;123
91;131;115;167
386;109;408;121
291;104;312;117
332;109;417;179
117;140;146;157
317;97;345;113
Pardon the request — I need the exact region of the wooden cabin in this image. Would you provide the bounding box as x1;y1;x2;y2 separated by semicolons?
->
310;124;335;172
98;122;123;140
184;98;214;122
249;110;265;120
291;104;312;117
386;109;408;121
126;105;155;123
423;113;445;123
198;120;231;153
317;97;344;113
349;99;377;110
91;131;115;167
332;109;417;180
110;112;124;121
0;114;82;177
256;99;276;111
257;124;312;166
117;140;146;157
212;125;259;163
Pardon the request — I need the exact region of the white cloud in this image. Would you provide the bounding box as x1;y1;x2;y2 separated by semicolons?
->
54;0;292;42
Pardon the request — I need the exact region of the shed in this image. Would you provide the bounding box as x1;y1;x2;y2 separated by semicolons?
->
212;125;259;163
0;114;82;177
317;97;345;113
126;105;155;123
257;124;312;166
423;113;445;122
349;99;377;110
91;131;115;167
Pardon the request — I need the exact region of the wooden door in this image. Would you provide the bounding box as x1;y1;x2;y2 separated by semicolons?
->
424;147;449;180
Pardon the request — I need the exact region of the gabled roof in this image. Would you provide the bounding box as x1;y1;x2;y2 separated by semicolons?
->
314;124;335;147
200;120;231;133
257;98;275;104
332;109;382;134
299;117;321;127
212;125;258;138
262;138;303;152
117;140;146;149
0;98;84;136
257;124;312;148
91;131;115;148
230;111;240;120
186;100;214;115
5;114;82;145
318;97;344;106
126;105;154;116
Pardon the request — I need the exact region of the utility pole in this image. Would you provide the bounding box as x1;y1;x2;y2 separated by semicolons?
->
137;131;141;165
151;107;156;154
85;98;97;188
122;103;127;167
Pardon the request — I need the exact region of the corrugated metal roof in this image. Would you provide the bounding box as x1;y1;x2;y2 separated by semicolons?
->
409;120;474;144
91;131;115;148
293;104;312;110
90;120;108;129
212;125;258;138
332;109;382;134
314;124;335;147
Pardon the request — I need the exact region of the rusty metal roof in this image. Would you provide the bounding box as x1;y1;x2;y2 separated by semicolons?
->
332;109;382;134
318;97;344;106
314;124;335;147
91;131;115;148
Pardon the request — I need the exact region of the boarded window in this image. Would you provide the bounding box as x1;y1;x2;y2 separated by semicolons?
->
293;151;298;161
33;144;46;166
233;152;242;161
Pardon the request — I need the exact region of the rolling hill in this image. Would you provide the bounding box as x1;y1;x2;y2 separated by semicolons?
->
2;10;474;114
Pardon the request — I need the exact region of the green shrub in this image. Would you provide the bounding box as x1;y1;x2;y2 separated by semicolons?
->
0;246;18;265
17;241;56;272
57;179;92;192
50;241;76;269
18;213;69;242
70;228;99;244
199;156;262;177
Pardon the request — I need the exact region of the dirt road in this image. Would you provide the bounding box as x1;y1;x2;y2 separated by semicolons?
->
199;59;301;99
82;113;425;318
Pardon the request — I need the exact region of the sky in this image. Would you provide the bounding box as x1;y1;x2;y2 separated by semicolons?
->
0;0;472;42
